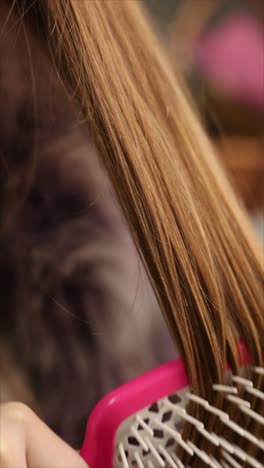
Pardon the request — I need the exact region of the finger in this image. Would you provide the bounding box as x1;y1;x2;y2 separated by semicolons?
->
26;413;89;468
0;403;27;468
0;440;26;468
0;403;88;468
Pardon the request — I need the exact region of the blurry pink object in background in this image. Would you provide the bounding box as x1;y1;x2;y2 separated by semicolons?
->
194;14;264;111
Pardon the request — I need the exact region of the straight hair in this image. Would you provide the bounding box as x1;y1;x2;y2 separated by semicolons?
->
20;0;263;396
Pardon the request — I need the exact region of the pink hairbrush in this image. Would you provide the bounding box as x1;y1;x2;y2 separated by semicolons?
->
80;343;264;467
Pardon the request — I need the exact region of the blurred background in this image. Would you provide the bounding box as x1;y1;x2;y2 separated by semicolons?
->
144;0;264;240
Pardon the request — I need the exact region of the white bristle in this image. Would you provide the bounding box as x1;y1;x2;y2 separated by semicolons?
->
135;415;154;436
186;392;230;420
144;437;165;467
230;446;246;463
226;394;251;407
166;403;204;428
134;451;144;468
114;366;263;467
232;376;253;387
154;418;194;456
221;450;243;468
196;425;219;446
210;404;263;450
245;455;264;468
186;393;209;407
217;436;235;455
118;443;129;468
187;441;212;466
231;445;263;468
213;384;238;394
254;366;264;375
238;427;263;450
220;416;245;436
171;453;186;468
245;385;264;400
209;456;222;468
222;462;233;468
240;405;264;425
209;460;221;468
158;444;178;467
228;419;263;451
205;404;229;419
210;456;223;467
130;427;148;452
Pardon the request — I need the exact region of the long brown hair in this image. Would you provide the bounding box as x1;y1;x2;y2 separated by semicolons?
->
20;0;263;395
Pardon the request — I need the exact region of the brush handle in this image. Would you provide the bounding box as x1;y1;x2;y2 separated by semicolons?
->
81;358;187;468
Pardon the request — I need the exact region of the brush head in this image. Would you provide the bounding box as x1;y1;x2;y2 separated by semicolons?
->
81;358;263;468
115;366;264;468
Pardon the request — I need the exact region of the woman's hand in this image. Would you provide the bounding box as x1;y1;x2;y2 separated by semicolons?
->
0;402;88;468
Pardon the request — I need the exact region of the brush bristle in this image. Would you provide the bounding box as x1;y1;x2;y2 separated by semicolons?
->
115;367;264;467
